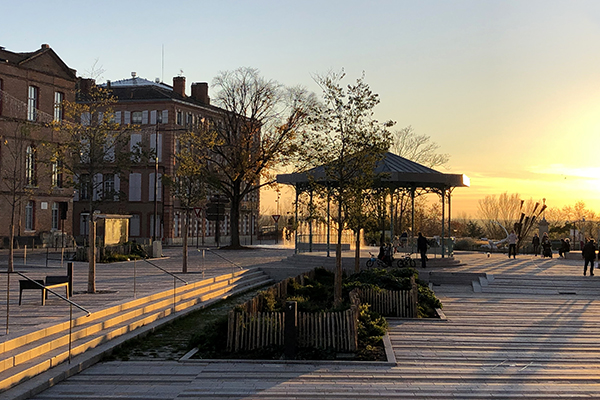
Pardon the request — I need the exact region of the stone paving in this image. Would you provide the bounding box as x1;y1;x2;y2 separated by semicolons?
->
0;246;295;339
19;251;600;398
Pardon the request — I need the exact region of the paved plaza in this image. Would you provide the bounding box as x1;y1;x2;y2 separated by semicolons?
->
7;249;600;399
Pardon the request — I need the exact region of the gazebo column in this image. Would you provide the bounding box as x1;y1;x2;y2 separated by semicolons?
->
441;188;446;258
295;185;301;254
411;187;416;254
389;188;395;244
448;190;452;257
309;189;313;253
326;188;331;257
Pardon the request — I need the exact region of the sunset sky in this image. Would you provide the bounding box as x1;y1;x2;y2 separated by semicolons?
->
4;0;600;216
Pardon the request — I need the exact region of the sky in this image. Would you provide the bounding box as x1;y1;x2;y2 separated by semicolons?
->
3;0;600;217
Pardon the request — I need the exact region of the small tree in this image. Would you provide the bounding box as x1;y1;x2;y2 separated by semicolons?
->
208;67;314;248
163;128;216;272
302;71;393;304
0;122;35;272
50;82;138;293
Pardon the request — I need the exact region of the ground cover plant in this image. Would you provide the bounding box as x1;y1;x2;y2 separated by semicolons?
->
108;267;442;362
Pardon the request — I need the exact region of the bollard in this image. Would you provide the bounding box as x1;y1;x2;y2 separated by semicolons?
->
284;301;298;359
67;262;74;297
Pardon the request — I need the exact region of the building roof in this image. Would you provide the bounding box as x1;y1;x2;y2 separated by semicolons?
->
100;76;221;113
0;44;77;80
277;152;470;190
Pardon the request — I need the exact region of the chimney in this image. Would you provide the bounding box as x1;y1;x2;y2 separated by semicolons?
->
191;82;210;104
173;76;186;97
78;78;95;94
41;44;50;49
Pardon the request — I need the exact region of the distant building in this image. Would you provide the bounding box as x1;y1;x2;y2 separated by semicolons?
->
72;74;259;245
0;44;76;247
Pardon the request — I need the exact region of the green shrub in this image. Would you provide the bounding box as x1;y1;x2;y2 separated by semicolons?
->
454;237;476;251
418;285;442;318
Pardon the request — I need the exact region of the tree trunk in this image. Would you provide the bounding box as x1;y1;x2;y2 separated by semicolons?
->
88;218;96;293
354;229;361;273
229;190;241;248
183;209;188;273
334;200;343;306
8;222;14;273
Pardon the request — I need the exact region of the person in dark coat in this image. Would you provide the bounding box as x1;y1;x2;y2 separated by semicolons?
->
583;238;596;276
532;233;540;256
417;232;428;268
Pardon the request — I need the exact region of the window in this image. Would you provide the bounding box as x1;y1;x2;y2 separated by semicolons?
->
80;174;90;200
51;159;63;188
52;203;59;230
132;111;143;124
53;92;64;121
129;173;141;201
25;201;34;230
103;174;115;199
150;133;162;162
25;145;36;186
27;86;38;121
176;110;182;125
149;172;162;201
129;214;140;237
80;213;89;236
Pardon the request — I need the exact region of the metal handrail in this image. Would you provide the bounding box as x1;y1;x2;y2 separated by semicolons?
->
14;271;90;316
198;248;244;270
141;258;188;285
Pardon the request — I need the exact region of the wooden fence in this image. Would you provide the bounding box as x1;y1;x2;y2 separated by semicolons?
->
360;276;418;318
226;271;418;354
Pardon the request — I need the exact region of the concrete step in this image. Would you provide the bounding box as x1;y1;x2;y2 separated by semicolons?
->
0;268;272;395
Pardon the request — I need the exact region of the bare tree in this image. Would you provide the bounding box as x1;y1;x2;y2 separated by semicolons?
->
163;128;216;272
391;126;449;168
0;122;35;272
207;67;314;248
50;81;137;293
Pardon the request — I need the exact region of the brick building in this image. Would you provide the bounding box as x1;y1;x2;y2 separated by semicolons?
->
72;74;259;245
0;44;76;247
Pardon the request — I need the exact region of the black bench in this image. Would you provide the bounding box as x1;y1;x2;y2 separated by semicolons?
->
18;280;45;305
19;275;70;305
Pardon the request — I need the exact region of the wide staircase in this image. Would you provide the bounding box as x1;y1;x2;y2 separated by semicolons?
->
0;268;272;400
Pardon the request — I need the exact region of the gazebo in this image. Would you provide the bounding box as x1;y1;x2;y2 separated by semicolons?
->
276;152;470;256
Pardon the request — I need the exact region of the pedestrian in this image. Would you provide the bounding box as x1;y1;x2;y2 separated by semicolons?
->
583;238;596;276
384;243;393;266
508;231;517;259
417;232;428;268
541;232;552;258
532;233;540;256
559;238;571;258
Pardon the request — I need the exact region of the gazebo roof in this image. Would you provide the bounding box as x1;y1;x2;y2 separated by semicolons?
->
277;152;470;190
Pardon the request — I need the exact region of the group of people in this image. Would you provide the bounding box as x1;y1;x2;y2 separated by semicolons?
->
531;232;555;258
377;232;429;268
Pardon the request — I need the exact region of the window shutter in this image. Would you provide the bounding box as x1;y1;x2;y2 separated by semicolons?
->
115;111;122;124
162;110;168;123
142;110;148;124
73;176;79;201
93;173;103;201
124;111;131;124
150;110;157;124
114;174;120;201
129;173;141;201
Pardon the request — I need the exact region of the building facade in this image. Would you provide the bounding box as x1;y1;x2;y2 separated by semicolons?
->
72;74;259;245
0;44;76;247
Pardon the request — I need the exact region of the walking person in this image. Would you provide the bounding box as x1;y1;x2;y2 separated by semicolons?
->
583;238;596;276
532;233;540;256
417;232;428;268
508;231;517;259
541;232;552;258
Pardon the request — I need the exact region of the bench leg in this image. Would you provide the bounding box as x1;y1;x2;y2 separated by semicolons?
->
19;289;22;306
41;289;46;306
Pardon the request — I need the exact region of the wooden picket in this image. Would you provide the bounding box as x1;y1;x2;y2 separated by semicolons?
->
226;272;418;353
